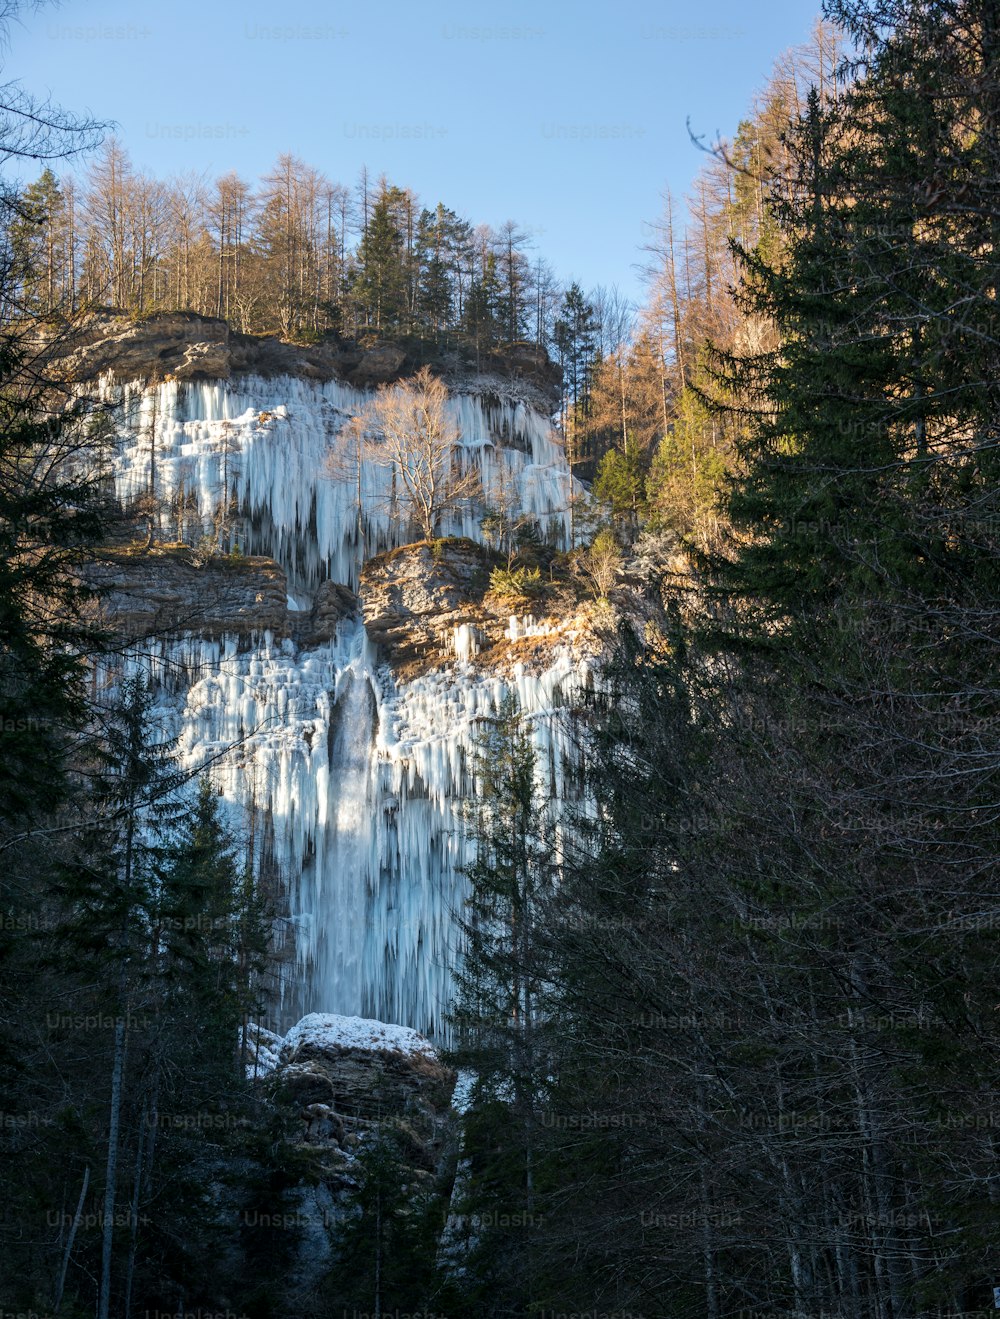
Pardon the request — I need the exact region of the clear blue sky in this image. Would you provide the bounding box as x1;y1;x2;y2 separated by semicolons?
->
11;0;820;306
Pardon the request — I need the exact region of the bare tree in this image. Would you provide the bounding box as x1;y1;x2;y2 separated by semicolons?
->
579;527;622;599
349;366;480;543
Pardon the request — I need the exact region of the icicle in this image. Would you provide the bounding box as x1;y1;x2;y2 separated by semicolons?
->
99;622;592;1040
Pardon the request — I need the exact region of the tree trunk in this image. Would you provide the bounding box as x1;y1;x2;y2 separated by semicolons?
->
53;1164;89;1312
123;1099;147;1316
98;1017;126;1319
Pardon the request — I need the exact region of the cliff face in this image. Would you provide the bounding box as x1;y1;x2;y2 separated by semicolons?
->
49;309;561;404
53;311;408;388
85;547;357;644
88;346;595;1039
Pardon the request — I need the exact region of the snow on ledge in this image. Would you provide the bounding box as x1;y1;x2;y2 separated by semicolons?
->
281;1012;439;1061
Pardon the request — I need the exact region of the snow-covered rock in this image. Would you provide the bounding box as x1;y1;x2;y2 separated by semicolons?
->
271;1013;456;1167
281;1012;438;1061
243;1022;284;1079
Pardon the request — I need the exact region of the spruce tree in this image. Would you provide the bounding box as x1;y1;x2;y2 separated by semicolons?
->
685;2;1000;1307
355;185;407;333
6;168;66;315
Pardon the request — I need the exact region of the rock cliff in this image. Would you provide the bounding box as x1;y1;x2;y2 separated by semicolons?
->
46;309;561;404
84;547;358;644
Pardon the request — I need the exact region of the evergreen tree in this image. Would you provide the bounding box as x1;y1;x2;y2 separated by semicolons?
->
354;183;407;332
494;220;530;345
55;676;183;1319
447;696;557;1316
7;168;66;315
0;350;108;828
554;283;598;544
593;447;645;535
461;248;502;365
127;777;272;1310
680;2;1000;1307
645;384;725;549
415;203;468;343
553;281;597;423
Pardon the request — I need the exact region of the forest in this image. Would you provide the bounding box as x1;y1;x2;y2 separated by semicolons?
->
2;0;1000;1316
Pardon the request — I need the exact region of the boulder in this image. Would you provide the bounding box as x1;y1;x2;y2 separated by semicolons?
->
265;1013;457;1201
258;1013;458;1298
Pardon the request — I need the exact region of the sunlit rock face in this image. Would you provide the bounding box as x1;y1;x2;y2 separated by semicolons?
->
97;370;594;1038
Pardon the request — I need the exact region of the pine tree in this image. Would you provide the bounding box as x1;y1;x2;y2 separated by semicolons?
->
125;776;271;1310
686;3;1000;1308
154;775;270;1080
645;384;725;549
56;676;183;1319
415;203;460;343
554;282;597;440
461;247;502;366
7;168;66;315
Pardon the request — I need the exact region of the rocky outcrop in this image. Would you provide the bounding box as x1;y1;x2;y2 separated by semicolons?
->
45;311;561;401
361;537;608;678
350;340;407;384
276;1013;455;1130
243;1014;458;1298
47;311;392;388
359;536;543;675
266;1012;457;1204
84;548;290;640
83;548;364;645
53;311;233;384
361;537;494;669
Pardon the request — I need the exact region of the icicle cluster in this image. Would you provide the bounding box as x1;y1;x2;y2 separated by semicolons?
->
107;375;580;593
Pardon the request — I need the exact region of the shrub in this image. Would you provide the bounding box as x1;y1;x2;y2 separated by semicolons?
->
489;564;544;601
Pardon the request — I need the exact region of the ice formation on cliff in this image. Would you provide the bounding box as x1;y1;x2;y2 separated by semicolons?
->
107;374;578;594
102;374;593;1037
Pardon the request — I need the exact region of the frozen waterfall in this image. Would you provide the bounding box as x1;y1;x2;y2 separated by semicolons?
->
101;373;593;1038
106;622;592;1037
105;374;582;594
